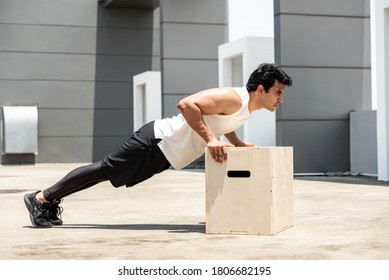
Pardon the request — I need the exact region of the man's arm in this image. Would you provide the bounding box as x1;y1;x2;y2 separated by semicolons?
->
224;131;256;147
176;88;241;163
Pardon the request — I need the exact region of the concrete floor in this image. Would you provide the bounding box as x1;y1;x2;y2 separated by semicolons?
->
1;163;389;260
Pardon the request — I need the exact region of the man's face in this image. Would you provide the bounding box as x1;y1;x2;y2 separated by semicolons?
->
261;80;286;112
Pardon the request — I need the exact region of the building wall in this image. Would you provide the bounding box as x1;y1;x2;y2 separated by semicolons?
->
160;0;228;117
0;0;227;165
274;0;371;173
0;0;158;163
1;0;98;163
0;0;159;163
92;4;159;162
350;110;377;175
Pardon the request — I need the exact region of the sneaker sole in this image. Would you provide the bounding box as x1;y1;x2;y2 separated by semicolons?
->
50;220;63;226
23;193;51;228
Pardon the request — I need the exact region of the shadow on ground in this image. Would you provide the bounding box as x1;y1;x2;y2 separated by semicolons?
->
23;223;206;233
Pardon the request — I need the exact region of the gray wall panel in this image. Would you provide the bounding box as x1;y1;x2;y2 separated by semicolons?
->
93;82;133;109
280;120;350;173
0;52;150;82
162;60;219;94
0;0;98;26
38;109;94;137
0;81;131;109
0;81;94;108
350;110;377;175
96;5;155;28
275;0;370;17
162;95;185;117
278;15;370;67
278;68;371;120
0;24;155;56
37;137;93;163
95;28;154;55
161;0;227;24
0;0;154;28
92;109;133;136
0;24;96;54
162;23;225;59
94;55;152;81
0;53;95;81
37;136;128;163
91;136;130;161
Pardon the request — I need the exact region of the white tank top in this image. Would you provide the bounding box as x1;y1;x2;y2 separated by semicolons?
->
154;86;251;169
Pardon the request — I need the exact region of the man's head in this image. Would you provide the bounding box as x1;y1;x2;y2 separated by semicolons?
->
246;63;292;93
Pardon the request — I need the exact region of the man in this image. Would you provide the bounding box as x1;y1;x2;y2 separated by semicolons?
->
24;63;292;228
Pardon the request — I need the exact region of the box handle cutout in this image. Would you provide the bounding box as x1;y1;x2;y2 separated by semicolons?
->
227;170;251;178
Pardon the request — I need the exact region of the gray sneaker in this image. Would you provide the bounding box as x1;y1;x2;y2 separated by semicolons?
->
24;191;52;228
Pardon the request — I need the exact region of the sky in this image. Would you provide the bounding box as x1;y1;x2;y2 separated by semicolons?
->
228;0;274;41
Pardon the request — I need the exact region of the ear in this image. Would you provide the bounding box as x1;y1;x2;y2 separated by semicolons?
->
256;84;265;96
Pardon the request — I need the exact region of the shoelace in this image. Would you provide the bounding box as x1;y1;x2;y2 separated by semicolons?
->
50;200;63;220
55;205;63;219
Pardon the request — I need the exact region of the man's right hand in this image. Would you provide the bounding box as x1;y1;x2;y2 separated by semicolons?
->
207;138;234;163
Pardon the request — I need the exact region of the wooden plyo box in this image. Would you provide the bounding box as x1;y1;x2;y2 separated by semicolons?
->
205;147;294;235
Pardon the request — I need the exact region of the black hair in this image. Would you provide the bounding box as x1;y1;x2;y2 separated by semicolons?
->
246;63;293;92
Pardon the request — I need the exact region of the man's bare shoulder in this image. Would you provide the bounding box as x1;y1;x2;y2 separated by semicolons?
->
178;87;242;115
208;87;242;115
198;87;241;100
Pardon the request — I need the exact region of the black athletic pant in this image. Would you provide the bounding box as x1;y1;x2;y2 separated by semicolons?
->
43;161;108;201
